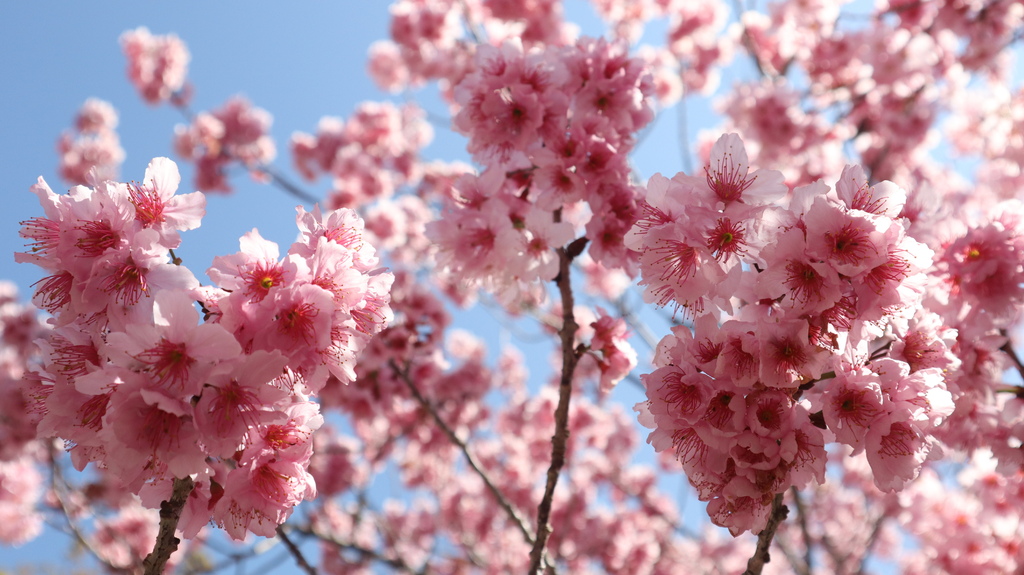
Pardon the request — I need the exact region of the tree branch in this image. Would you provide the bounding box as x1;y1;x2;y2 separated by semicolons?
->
388;359;536;547
853;514;888;575
528;246;584;573
143;476;195;575
742;492;789;575
295;524;421;574
49;450;133;575
255;164;320;205
277;525;317;575
730;0;770;78
999;332;1024;382
789;488;814;575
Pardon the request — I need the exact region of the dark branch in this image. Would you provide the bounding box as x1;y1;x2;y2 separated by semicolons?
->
256;164;320;205
743;492;789;575
143;476;195;575
295;524;421;574
277;525;317;575
790;488;814;575
528;247;583;573
388;359;536;546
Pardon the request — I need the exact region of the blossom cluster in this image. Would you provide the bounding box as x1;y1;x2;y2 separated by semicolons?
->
173;96;276;193
426;37;653;305
16;158;392;539
120;27;190;106
290;101;432;209
632;134;954;534
57;98;125;186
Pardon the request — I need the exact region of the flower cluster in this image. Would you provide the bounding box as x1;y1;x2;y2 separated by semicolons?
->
120;27;190;106
632;134;954;534
173;96;276;192
17;158;392;539
290;101;432;209
57;99;125;186
426;37;653;304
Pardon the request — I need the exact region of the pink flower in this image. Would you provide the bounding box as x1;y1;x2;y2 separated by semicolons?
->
213;452;316;539
208;229;296;304
193;350;291;457
248;283;336;365
821;367;887;450
173;97;275;193
835;164;907;218
104;377;205;487
755;318;829;389
124;157;206;246
803;196;890;277
588;309;637;393
105;290;242;397
865;418;932;491
675;133;787;209
120;27;190;105
757;227;844;316
0;455;43;545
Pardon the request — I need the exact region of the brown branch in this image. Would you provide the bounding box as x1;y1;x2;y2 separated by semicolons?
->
999;333;1024;382
255;164;320;205
277;525;317;575
730;0;770;79
49;450;133;575
853;514;888;575
789;488;814;575
295;524;420;574
388;359;536;547
143;476;195;575
742;492;789;575
528;246;585;573
773;533;810;575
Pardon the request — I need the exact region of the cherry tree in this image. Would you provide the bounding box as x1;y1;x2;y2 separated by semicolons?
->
3;1;1024;574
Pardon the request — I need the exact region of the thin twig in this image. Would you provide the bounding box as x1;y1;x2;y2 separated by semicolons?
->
388;359;536;546
171;100;320;206
295;524;421;574
49;450;132;574
277;525;317;575
789;488;814;575
613;296;662;353
730;0;770;78
255;164;320;205
460;0;485;44
998;332;1024;383
853;514;888;575
528;244;586;573
142;476;196;575
742;493;789;575
773;533;810;575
